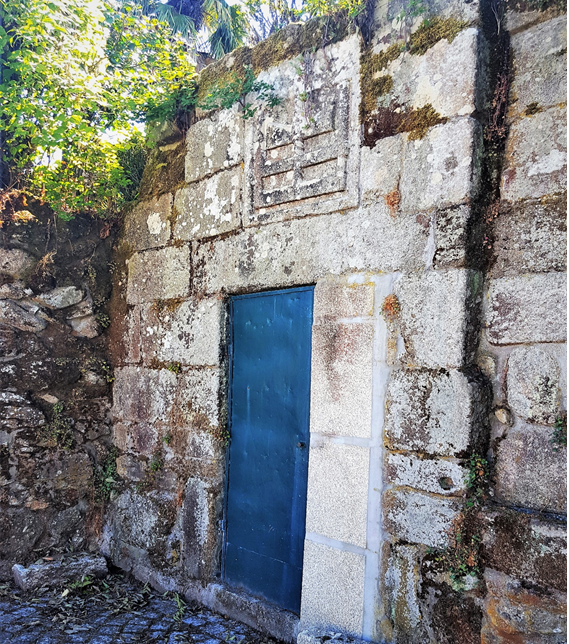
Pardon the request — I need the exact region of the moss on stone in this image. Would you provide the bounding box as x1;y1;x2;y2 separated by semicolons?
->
194;11;353;108
138;141;185;199
397;104;448;140
408;17;469;56
363;102;447;146
251;13;352;73
195;47;253;105
373;75;394;97
359;43;403;120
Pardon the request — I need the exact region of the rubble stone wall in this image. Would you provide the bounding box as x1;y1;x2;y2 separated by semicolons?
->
0;204;116;578
105;0;567;642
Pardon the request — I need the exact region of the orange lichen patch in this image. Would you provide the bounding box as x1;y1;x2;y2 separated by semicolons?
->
385;189;400;217
382;294;401;320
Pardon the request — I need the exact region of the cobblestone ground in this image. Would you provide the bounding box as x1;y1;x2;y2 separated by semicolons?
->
0;573;278;644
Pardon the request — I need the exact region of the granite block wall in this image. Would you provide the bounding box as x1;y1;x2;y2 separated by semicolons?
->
101;0;567;642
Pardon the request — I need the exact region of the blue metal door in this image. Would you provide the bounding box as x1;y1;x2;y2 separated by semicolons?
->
224;286;314;614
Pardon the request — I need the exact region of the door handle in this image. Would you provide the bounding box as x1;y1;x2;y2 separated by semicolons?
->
297;442;306;448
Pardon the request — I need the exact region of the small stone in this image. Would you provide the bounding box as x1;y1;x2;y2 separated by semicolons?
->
34;286;84;309
68;314;100;338
39;394;59;405
477;354;496;379
12;554;108;591
0;300;47;332
0;249;36;279
494;407;512;425
0;281;26;300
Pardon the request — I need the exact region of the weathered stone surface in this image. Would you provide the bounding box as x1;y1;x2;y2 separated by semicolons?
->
12;554;108;591
381;28;483;118
383;489;460;548
432;204;471;268
504;3;564;33
385;369;488;456
122;193;172;251
298;628;368;644
310;321;374;438
382;544;423;642
384;453;467;495
481;569;567;642
482;510;567;593
69;314;100;338
173;369;221;431
0;249;35;279
313;277;375;321
113;421;158;458
0;281;27;300
300;540;365;635
194;207;429;295
502;106;567;202
399;117;482;214
108;490;173;553
185;107;243;183
360;135;404;206
509;15;567;118
486;273;567;344
112;366;177;423
248;40;361;225
126;246;190;305
174;167;242;241
395;269;480;369
507;345;561;424
40;453;94;493
0;300;46;332
34;286;84;309
305;441;369;547
1;404;45;429
181;476;222;580
491;196;567;277
494;421;567;514
139;297;222;366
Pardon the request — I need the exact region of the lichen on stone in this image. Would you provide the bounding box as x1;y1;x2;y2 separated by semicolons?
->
408;17;469;56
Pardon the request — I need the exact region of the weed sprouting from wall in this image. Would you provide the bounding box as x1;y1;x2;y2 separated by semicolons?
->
551;413;567;450
198;66;281;119
94;447;120;502
427;455;489;589
40;402;74;450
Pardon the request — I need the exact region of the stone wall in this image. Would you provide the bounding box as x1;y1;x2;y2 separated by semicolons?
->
0;201;116;578
103;0;567;642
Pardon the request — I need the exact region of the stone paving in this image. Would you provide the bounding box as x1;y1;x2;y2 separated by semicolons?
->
0;573;277;644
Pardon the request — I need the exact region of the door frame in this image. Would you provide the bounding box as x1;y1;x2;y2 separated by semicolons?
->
221;285;315;604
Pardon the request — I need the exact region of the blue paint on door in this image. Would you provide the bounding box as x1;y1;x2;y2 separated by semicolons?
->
224;286;314;614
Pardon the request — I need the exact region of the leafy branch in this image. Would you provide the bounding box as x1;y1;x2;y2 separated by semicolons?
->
198;66;281;119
